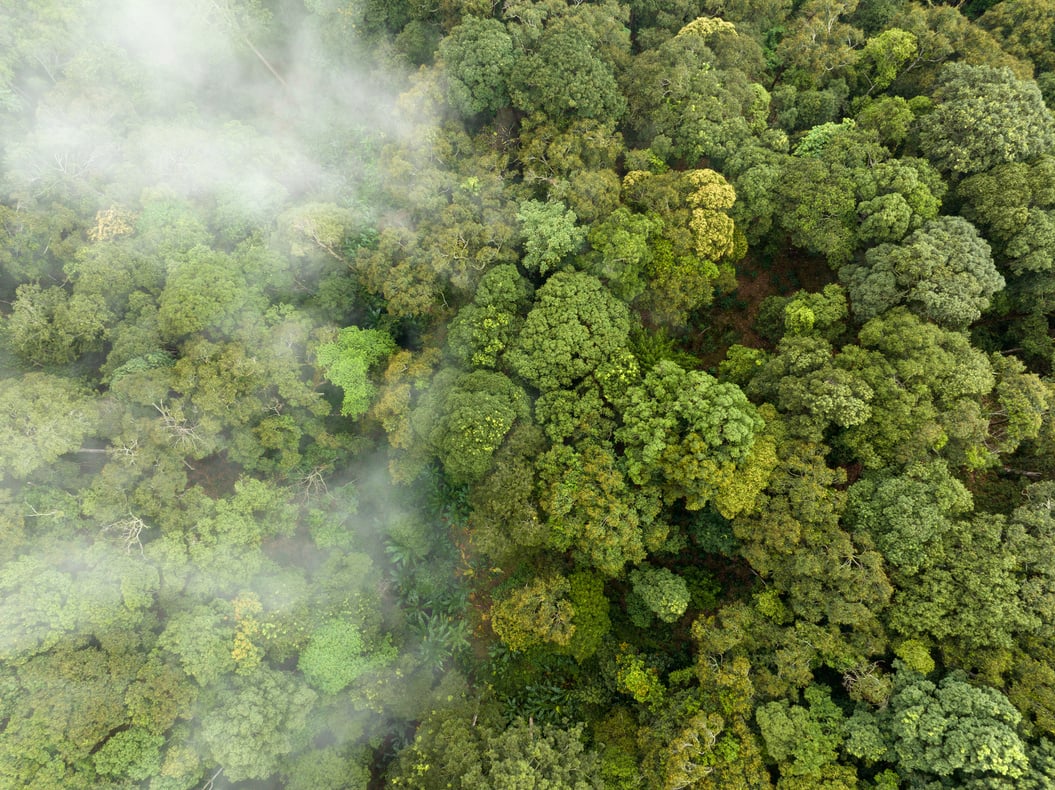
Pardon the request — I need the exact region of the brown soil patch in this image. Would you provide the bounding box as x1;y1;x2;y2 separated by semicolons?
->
692;247;836;369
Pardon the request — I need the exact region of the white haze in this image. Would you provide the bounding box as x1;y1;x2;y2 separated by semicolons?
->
0;1;443;787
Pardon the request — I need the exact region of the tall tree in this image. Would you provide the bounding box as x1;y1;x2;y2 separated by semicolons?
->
616;361;768;513
916;63;1055;176
841;216;1004;329
507;271;631;392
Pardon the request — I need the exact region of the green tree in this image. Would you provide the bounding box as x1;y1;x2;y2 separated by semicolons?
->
516;199;587;274
979;0;1055;74
834;309;995;468
507;271;631;392
622;17;767;165
156;246;255;341
756;684;847;781
509;25;626;123
957;156;1055;277
619;168;741;324
985;353;1052;456
92;727;164;781
198;667;317;783
777;0;862;84
845;460;972;574
516;114;623;222
848;667;1031;784
156;603;236;687
563;571;610;662
315;326;396;419
537;441;663;577
5;283;111;365
490;574;576;651
629;565;690;624
886;513;1037;656
856;28;917;94
417;369;531;485
388;705;603;789
298;618;395;695
916;63;1055;176
438;17;515;117
776;154;858;267
843;216;1003;329
888;4;1033;95
446;264;531;369
616;361;765;512
583;207;662;302
0;373;99;482
749;335;873;439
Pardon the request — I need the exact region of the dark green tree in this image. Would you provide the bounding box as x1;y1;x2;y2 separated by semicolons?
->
507;271;631;392
842;216;1003;329
917;63;1055;176
438;17;516;117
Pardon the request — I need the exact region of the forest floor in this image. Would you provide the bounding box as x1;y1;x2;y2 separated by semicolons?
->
692;247;835;369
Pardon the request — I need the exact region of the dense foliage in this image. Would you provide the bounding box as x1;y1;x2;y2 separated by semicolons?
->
3;0;1055;788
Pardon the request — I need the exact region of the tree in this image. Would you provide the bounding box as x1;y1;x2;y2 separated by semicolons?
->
469;717;603;789
5;283;111;365
845;460;972;574
156;603;236;687
276;201;355;260
985;353;1052;457
834;309;995;468
855;28;918;94
388;706;603;789
842;216;1004;329
92;727;164;782
508;26;626;123
616;361;766;512
756;684;848;781
418;369;531;485
776;154;858;267
916;63;1055;176
446;264;531;369
198;667;317;783
629;565;690;624
776;0;863;84
584;207;663;302
855;158;946;245
979;0;1055;74
507;271;631;392
490;574;576;651
749;335;873;439
467;425;547;563
298;618;395;695
847;667;1031;784
516;114;623;222
315;326;396;419
0;373;99;482
516;199;587;274
0;641;139;787
0;554;77;664
728;438;893;679
886;513;1037;655
537;441;663;577
563;572;610;662
156;246;255;341
887;4;1033;95
619;168;741;325
622;17;767;165
957;156;1055;277
438;17;515;117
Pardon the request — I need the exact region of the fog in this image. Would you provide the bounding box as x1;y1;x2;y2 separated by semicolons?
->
0;2;458;787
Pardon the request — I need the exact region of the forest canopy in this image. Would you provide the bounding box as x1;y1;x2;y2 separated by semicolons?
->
3;0;1055;788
